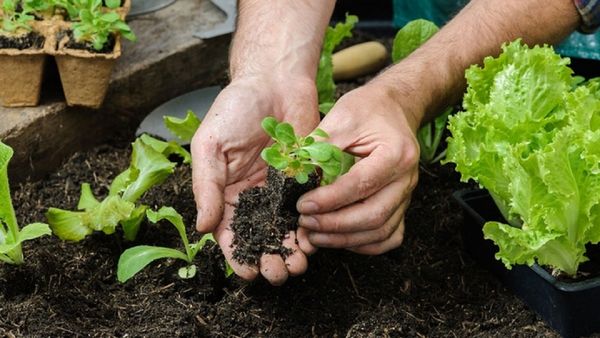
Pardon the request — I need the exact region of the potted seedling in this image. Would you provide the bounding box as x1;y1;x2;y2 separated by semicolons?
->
227;117;354;266
0;0;48;107
446;40;600;338
54;0;135;108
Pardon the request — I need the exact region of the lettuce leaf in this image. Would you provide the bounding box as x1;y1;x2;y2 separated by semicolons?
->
445;40;600;276
316;14;358;114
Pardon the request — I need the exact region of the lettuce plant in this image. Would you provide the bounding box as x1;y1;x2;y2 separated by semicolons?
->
1;0;34;33
0;141;51;265
445;40;600;276
117;206;217;282
70;0;135;51
392;19;451;164
46;135;190;241
260;116;353;185
316;14;358;114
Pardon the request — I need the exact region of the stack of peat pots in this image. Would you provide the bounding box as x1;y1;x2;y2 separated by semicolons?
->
0;0;131;108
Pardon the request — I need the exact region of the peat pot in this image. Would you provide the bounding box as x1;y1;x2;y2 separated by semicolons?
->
454;189;600;338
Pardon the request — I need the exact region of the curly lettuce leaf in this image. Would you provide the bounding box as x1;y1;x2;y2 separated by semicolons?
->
316;14;358;114
446;40;600;275
164;110;201;143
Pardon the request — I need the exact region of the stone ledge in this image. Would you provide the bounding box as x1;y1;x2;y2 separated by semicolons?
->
1;0;230;182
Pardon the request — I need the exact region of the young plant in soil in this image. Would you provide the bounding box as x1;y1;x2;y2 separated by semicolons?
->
0;141;51;264
46;134;190;241
117;206;218;282
68;0;135;51
0;0;40;48
229;117;354;266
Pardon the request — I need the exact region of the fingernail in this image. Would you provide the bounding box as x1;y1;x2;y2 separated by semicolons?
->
299;216;319;229
298;200;319;213
308;232;321;244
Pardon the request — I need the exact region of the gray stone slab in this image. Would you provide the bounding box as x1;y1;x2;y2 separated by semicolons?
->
0;0;230;182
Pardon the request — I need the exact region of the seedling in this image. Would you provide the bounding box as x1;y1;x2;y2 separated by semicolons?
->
163;110;201;143
117;206;217;282
21;0;55;18
70;0;135;51
260;116;353;185
0;141;51;265
1;0;34;34
391;19;452;164
46;134;190;241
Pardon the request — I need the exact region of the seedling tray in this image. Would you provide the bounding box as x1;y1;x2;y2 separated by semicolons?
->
453;189;600;338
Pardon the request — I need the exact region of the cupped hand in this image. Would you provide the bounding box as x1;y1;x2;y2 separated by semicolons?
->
191;76;320;285
297;82;421;255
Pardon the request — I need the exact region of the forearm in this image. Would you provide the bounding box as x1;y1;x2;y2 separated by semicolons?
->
230;0;336;82
373;0;580;130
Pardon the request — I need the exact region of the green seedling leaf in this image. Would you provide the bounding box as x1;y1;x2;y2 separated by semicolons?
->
117;245;189;282
392;19;439;63
310;128;329;138
120;205;148;241
139;134;191;164
77;183;100;210
105;0;121;9
261;147;288;170
303;142;335;162
178;265;197;279
46;208;92;241
261;116;278;139
164;110;202;143
275;122;296;146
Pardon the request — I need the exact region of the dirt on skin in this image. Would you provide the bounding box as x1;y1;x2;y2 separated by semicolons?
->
231;167;319;266
0;31;45;49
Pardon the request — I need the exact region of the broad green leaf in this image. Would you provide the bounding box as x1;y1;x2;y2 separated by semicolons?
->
261;147;288;170
139;134;191;164
17;223;51;243
121;138;177;202
275;122;296;146
295;171;309;184
146;207;192;259
117;245;189;282
0;141;18;239
392;19;439;63
105;0;121;8
261;117;278;139
303;142;335;162
164;111;201;143
77;183;100;210
46;208;93;241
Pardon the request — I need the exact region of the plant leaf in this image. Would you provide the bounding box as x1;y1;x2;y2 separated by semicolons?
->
163;110;201;143
117;245;189;282
392;19;439;63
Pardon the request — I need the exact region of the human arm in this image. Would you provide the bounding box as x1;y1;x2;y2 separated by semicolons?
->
297;0;581;254
191;0;335;285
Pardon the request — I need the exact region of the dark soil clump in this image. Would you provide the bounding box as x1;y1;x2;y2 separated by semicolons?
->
231;167;319;266
0;31;45;49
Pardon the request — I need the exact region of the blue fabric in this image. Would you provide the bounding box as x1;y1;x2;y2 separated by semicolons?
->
392;0;600;60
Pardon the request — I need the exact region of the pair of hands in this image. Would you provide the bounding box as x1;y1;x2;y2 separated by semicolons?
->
191;75;420;285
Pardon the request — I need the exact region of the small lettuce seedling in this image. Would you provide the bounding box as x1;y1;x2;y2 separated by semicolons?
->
392;19;452;164
163;110;201;143
0;141;51;265
260;116;353;185
316;14;358;114
46;135;190;241
1;0;34;34
71;0;135;51
117;206;217;282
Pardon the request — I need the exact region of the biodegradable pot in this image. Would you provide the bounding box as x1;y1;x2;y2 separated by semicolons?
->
454;189;600;338
55;32;122;109
0;49;46;107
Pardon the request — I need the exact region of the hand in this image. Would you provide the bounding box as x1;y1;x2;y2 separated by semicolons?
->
191;76;320;285
297;82;420;255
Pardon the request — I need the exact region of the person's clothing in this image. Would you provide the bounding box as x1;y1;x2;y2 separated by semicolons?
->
574;0;600;33
393;0;600;60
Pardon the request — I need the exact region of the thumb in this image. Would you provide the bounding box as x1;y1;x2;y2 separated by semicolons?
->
191;139;227;233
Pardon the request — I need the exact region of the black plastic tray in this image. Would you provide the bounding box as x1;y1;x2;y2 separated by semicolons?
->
454;189;600;338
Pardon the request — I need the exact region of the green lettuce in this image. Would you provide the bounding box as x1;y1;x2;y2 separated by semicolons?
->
47;135;189;241
316;14;358;114
0;141;51;264
445;40;600;276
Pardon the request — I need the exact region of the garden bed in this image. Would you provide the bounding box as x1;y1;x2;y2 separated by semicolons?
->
1;32;589;337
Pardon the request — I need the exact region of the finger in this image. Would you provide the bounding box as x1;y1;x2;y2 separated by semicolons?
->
296;227;318;255
348;220;406;255
308;204;405;248
191;134;228;233
213;206;259;281
299;179;410;233
297;146;403;214
281;231;308;276
260;254;289;286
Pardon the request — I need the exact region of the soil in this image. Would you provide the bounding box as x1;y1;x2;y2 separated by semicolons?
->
61;30;116;54
231;167;319;266
0;31;45;50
